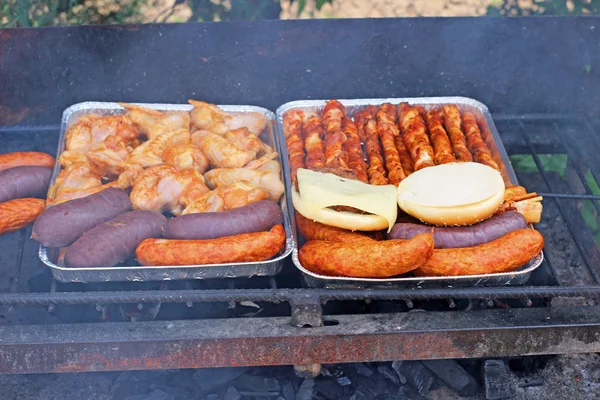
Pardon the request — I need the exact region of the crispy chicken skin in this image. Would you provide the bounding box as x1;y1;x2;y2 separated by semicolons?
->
189;100;268;136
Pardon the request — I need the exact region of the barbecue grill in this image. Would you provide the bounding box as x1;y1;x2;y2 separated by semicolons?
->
1;15;600;391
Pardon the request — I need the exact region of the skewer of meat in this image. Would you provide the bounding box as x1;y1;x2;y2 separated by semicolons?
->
394;136;414;176
359;107;388;185
461;111;500;170
376;103;406;185
303;113;326;170
397;103;435;171
282;109;306;186
322;100;349;169
424;109;457;165
354;105;377;142
342;116;369;183
441;105;473;162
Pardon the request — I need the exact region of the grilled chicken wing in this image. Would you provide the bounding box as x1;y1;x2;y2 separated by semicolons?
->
461;112;500;170
398;103;435;171
342;116;368;183
189;100;268;136
377;104;406;185
126;128;190;168
244;152;281;175
356;106;388;185
162;142;210;174
192;130;256;169
424;109;457;165
322;100;349;169
441;105;473;162
182;181;269;214
282;109;306;186
302;113;326;170
119;103;190;140
224;127;273;156
64;114;139;152
203;167;284;202
130;165;209;216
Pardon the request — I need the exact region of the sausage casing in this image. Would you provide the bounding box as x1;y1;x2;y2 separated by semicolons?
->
0;198;46;236
295;212;374;244
0;152;55;172
298;233;434;278
136;224;286;266
414;228;544;277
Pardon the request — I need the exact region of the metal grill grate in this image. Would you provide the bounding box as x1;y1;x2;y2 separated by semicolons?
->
1;114;600;311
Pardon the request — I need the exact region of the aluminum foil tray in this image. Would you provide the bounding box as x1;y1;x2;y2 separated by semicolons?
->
40;101;294;283
275;96;544;289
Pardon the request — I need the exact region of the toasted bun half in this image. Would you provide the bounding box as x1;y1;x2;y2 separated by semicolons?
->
291;189;389;231
397;162;505;226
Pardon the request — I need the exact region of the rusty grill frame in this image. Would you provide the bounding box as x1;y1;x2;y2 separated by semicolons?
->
1;111;600;374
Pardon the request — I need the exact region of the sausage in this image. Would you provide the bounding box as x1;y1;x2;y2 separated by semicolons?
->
31;187;132;248
164;200;283;240
387;211;528;248
414;228;544;277
295;211;374;244
0;152;55;172
136;224;286;266
0;198;46;236
64;210;167;268
0;166;52;203
298;233;434;278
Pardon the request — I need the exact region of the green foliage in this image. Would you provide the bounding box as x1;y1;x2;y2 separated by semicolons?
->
487;0;600;16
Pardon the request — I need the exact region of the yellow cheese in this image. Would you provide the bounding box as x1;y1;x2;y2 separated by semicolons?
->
295;168;398;232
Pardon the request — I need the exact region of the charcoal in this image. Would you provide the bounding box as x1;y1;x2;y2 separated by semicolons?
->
223;386;241;400
422;359;480;396
193;367;248;396
315;378;343;400
281;381;296;400
483;360;515;400
353;364;374;377
336;376;352;386
377;365;400;386
374;391;410;400
296;378;315;400
113;380;150;399
390;361;407;385
236;374;281;393
519;378;545;388
350;386;375;400
355;375;387;398
395;361;436;397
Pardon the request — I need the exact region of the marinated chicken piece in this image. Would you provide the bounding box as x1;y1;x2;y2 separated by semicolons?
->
303;113;326;170
224;128;273;156
119;103;190;140
357;107;388;185
377;103;406;185
461;112;500;170
49;162;141;206
424;109;457;165
192;130;256;169
244;152;281;175
182;181;269;214
322;100;349;169
130;165;209;216
126;128;190;168
398;103;435;171
203;167;284;202
189;100;268;136
163;142;210;174
282;109;306;186
65;114;139;152
441;104;473;162
86;135;132;178
341;117;368;183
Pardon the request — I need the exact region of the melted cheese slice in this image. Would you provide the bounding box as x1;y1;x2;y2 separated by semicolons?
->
296;168;398;232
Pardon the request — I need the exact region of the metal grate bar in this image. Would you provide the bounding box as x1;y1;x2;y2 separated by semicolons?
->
538;193;600;200
518;121;600;283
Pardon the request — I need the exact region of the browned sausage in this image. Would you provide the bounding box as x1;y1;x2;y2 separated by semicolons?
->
0;152;55;172
413;228;544;277
0;198;46;236
298;233;434;278
295;212;374;244
136;224;286;266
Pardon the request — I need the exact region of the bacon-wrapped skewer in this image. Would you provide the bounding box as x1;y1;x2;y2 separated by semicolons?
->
376;104;406;185
397;103;435;171
394;136;414;176
354;105;377;142
359;108;388;185
424;109;457;165
342;117;369;183
322;100;349;169
303;113;326;170
282;110;306;187
461;112;500;171
441;105;473;162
